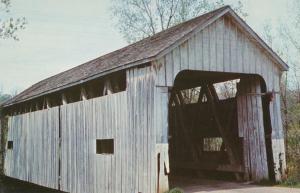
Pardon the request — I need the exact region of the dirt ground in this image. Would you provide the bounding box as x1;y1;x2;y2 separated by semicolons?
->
173;178;300;193
1;176;300;193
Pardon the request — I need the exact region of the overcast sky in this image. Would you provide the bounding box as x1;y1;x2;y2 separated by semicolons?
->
0;0;289;94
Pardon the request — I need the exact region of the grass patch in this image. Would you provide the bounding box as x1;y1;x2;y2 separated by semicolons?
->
279;178;300;188
254;179;300;189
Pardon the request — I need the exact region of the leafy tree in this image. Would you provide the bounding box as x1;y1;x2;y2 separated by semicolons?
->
0;0;26;40
111;0;247;43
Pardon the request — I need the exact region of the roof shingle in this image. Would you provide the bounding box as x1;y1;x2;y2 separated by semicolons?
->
4;6;229;106
3;5;288;107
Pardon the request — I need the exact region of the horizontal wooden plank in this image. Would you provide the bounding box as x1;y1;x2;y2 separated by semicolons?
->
172;162;244;173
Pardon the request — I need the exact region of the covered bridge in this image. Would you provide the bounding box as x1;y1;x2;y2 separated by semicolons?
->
0;6;288;193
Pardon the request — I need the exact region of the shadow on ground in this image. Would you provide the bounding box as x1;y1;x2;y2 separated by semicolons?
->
0;177;64;193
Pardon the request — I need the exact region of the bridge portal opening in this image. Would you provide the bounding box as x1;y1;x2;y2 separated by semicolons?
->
168;70;273;189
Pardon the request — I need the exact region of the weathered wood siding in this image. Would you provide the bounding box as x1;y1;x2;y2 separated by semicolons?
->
153;15;286;181
237;77;269;181
4;107;59;189
4;68;166;193
127;66;166;193
60;92;127;193
60;67;163;193
153;74;170;193
156;17;281;90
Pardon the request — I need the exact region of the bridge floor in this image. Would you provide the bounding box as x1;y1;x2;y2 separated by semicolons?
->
170;177;300;193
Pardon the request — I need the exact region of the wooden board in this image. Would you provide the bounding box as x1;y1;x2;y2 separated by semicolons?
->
236;77;269;181
4;107;60;189
60;92;127;193
159;17;281;92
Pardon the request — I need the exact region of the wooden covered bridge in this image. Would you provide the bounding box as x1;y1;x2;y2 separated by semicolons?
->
0;6;288;193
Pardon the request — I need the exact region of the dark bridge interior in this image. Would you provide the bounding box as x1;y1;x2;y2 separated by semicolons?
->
168;70;274;187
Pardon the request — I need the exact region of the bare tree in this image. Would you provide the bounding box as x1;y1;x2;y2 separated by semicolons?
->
0;84;11;105
111;0;247;43
276;0;300;98
0;0;26;40
260;1;300;181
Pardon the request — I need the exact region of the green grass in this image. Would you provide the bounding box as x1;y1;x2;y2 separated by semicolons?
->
279;178;300;188
253;179;300;189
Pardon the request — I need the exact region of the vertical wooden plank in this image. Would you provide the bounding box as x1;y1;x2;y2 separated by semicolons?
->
229;20;238;72
165;52;174;87
195;31;204;71
248;43;256;74
156;57;167;87
236;27;243;73
254;78;269;179
172;47;181;81
216;18;224;72
209;22;217;71
188;35;196;70
223;18;231;72
244;39;251;74
202;27;210;71
180;41;189;71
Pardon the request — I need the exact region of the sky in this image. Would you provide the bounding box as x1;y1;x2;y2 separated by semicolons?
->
0;0;289;94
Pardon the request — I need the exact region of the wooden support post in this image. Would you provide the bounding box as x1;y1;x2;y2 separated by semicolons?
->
103;79;113;95
237;77;269;181
193;86;206;156
24;104;28;113
44;97;51;109
197;86;206;103
47;98;51;108
29;103;32;112
62;94;67;105
80;87;88;100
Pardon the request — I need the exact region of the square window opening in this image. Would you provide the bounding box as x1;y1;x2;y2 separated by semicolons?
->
7;141;13;150
96;139;114;154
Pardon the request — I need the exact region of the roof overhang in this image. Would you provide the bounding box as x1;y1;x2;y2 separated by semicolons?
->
3;6;288;108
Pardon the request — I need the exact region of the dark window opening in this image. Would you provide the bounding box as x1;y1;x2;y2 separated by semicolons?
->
7;141;13;150
96;139;114;154
7;71;127;116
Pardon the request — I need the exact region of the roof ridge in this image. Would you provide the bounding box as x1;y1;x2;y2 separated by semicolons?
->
5;5;288;108
4;6;231;106
139;5;230;42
